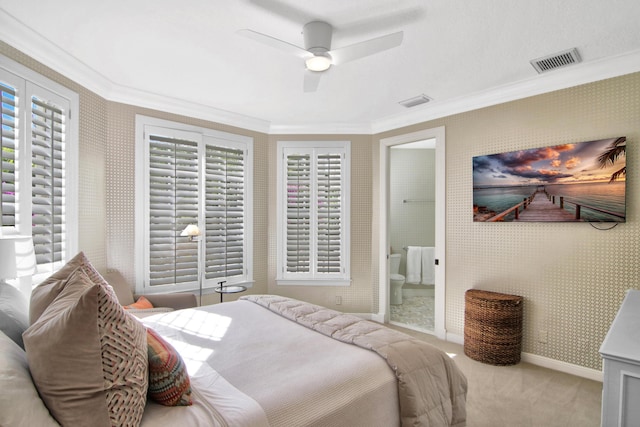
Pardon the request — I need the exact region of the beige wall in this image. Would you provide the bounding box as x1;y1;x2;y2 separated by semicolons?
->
266;135;376;313
375;72;640;370
5;39;640;371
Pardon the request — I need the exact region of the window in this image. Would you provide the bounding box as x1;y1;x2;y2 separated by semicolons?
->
136;116;253;294
1;56;78;276
276;141;350;285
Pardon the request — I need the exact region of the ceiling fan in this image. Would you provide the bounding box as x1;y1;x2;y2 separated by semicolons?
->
238;21;403;92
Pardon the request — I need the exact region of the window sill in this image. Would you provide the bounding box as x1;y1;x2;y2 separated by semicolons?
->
276;279;351;287
138;280;254;296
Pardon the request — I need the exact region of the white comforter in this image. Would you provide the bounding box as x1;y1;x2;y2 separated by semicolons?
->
141;300;400;427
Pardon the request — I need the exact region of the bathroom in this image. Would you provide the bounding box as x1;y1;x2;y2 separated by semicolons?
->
389;141;436;332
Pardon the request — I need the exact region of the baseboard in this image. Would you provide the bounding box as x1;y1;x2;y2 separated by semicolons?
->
445;333;603;382
520;352;603;382
368;313;384;322
447;332;464;345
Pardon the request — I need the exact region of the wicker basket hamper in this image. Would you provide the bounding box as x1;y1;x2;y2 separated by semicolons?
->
464;289;523;365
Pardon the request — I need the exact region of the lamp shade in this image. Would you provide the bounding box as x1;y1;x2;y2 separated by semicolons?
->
180;224;201;238
0;235;37;280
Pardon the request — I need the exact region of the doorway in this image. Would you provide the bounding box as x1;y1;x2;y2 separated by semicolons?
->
379;127;445;338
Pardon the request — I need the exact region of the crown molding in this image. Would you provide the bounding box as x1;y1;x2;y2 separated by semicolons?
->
371;49;640;135
0;9;271;134
276;50;640;135
108;84;271;133
268;121;373;135
3;8;640;136
1;9;114;96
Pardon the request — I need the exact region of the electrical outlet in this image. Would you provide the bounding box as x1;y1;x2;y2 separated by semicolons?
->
335;296;342;305
538;330;548;344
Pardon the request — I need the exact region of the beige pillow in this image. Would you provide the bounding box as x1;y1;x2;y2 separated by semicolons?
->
23;268;148;427
30;251;117;324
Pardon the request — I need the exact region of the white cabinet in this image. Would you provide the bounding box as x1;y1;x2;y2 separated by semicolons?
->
600;290;640;427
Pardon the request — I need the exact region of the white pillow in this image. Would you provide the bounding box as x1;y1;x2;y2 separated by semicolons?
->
0;331;60;427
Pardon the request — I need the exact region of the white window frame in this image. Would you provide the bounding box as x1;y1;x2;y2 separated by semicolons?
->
135;115;253;294
276;140;351;286
0;55;78;282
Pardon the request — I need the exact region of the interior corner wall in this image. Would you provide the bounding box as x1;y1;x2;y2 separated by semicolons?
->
0;42;108;271
104;103;270;304
267;134;375;313
375;72;640;370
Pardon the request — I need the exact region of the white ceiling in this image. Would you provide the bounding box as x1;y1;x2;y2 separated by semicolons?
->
2;0;640;134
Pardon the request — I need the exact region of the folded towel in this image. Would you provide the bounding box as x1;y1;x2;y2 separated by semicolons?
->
406;246;422;284
421;247;435;284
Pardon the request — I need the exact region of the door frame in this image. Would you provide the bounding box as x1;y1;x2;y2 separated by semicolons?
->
378;126;446;339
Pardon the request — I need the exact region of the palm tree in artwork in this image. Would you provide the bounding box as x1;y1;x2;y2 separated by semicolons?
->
597;136;626;182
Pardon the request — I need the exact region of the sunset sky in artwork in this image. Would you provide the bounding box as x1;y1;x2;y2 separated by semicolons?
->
472;137;626;187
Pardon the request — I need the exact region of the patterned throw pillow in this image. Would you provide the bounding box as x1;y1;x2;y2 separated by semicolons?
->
147;327;193;406
23;268;148;426
125;296;154;310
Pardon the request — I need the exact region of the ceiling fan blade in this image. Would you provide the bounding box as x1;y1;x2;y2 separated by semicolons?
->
303;70;322;92
237;29;310;58
330;31;403;65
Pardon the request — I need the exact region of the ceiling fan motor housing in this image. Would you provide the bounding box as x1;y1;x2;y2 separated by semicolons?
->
303;21;332;52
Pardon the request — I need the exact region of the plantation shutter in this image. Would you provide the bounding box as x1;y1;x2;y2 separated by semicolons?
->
204;145;245;280
139;117;253;293
30;94;66;265
280;143;349;282
148;134;199;286
316;153;342;273
285;153;311;273
0;82;17;228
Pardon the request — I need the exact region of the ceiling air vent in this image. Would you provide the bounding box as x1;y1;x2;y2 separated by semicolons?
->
530;48;581;74
399;94;432;108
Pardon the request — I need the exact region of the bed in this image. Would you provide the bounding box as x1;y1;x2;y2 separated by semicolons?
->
0;253;467;427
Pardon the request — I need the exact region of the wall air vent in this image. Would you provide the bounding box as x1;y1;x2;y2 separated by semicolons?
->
399;94;432;108
530;48;581;74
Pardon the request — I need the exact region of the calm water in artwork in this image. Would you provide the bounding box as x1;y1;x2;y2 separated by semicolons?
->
473;181;625;221
472;137;626;222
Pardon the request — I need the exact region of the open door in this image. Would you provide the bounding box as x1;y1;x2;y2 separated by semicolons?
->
379;127;445;338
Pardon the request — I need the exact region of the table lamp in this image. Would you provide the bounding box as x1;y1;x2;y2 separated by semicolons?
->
180;224;203;305
0;235;37;287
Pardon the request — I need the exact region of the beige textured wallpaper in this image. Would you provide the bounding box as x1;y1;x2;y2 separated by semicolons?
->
5;39;640;371
376;72;640;370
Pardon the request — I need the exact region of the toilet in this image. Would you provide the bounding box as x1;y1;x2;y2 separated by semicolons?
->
389;253;406;305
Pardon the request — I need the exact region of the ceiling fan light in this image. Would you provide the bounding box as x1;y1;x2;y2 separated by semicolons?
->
305;54;332;72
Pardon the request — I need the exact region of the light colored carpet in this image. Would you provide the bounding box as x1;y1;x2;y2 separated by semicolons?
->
388;325;602;427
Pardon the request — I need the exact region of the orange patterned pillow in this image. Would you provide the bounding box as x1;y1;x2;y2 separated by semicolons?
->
146;327;192;406
125;296;154;310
